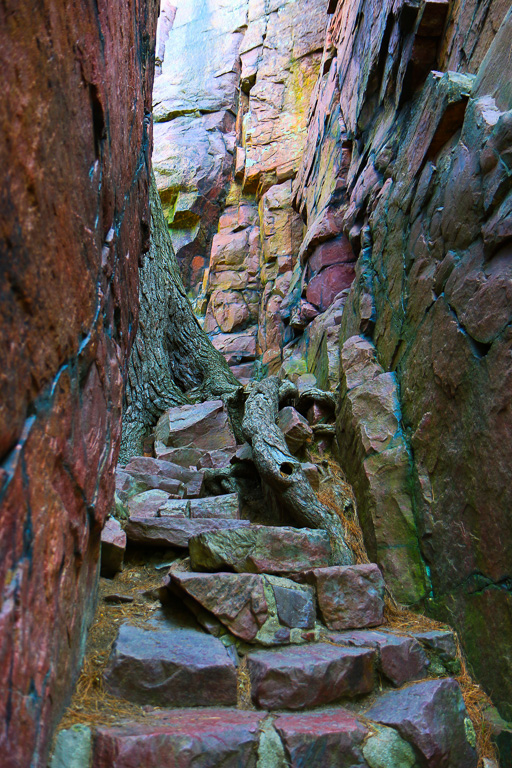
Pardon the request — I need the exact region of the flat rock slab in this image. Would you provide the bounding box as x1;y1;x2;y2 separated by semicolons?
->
274;709;369;768
104;624;237;707
410;629;458;666
247;643;376;709
189;493;240;519
93;709;265;768
127;489;171;518
124;457;203;498
155;400;236;451
100;518;126;578
189;525;333;574
301;564;385;630
366;678;478;768
125;516;251;549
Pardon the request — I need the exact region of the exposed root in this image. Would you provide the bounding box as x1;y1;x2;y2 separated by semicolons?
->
236;656;253;710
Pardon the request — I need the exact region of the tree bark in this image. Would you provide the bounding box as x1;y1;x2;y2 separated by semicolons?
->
120;175;240;463
242;376;353;564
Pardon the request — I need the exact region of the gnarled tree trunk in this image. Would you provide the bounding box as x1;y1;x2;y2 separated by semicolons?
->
120;175;240;462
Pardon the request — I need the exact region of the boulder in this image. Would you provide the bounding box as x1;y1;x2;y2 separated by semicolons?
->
104;624;238;707
366;678;478;768
303;564;385;630
127;489;171;518
276;407;313;453
155;401;236;452
171;572;268;642
247;644;376;709
93;710;265;768
189;525;333;574
272;583;316;629
274;709;368;768
100;519;126;578
125;516;251;550
157;499;191;518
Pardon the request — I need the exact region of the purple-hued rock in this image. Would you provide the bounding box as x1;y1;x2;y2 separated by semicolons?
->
366;678;478;768
273;583;316;629
277;407;313;453
125;516;251;549
410;630;458;666
274;709;368;768
127;489;171;518
189;525;333;574
157;499;190;517
247;643;376;709
306;264;355;311
100;518;126;578
155;400;237;451
189;493;240;520
328;629;430;686
124;457;203;498
93;709;265;768
103;624;238;707
171;572;268;642
305;564;385;630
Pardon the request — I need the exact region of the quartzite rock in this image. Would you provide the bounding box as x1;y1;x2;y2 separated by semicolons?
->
171;572;268;642
189;493;240;519
124;457;203;498
93;709;265;768
366;678;477;768
328;630;430;687
410;630;458;668
125;516;251;549
274;709;369;768
247;644;375;709
189;525;333;574
155;400;236;451
100;519;127;578
304;565;385;630
104;624;237;707
277;407;313;454
272;583;315;629
127;489;172;518
306;264;355;311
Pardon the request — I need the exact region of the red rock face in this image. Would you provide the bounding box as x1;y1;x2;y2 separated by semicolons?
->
0;1;158;765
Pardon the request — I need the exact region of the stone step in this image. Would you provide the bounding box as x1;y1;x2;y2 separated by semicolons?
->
125;516;251;549
189;524;334;574
55;678;478;768
103;622;238;708
92;709;265;768
126;492;241;521
246;643;376;709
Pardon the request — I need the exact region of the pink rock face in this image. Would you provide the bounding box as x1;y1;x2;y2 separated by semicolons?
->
104;624;238;707
277;407;313;454
155;401;236;452
93;709;265;768
100;519;127;578
366;678;478;768
308;236;355;274
125;516;251;550
0;1;157;764
247;644;376;709
305;565;385;630
171;572;268;642
306;264;356;311
211;330;258;362
274;709;369;768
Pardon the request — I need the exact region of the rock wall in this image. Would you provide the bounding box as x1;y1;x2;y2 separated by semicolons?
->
0;1;158;765
292;0;511;719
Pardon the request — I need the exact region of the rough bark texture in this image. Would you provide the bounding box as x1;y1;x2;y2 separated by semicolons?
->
120;176;240;463
242;377;353;565
0;0;159;765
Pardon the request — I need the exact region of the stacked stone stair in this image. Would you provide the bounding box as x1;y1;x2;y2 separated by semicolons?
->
52;401;478;767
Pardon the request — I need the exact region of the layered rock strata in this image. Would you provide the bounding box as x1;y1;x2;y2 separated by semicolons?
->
0;1;158;765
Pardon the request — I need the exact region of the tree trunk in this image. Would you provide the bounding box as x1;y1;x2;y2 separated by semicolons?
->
120;175;240;463
242;376;353;565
